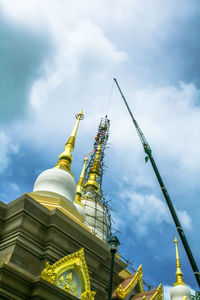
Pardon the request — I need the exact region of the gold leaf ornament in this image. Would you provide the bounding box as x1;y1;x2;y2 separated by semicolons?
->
81;290;96;300
63;283;72;293
40;248;96;299
65;272;74;284
73;283;78;291
41;262;56;284
58;275;64;283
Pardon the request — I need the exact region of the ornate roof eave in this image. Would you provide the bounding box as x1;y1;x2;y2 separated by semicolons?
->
115;265;144;299
150;284;163;300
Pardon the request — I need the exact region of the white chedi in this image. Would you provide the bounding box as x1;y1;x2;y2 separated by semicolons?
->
74;202;86;221
33;110;84;204
33;168;76;203
82;192;108;240
170;284;191;300
170;238;191;300
33;109;85;221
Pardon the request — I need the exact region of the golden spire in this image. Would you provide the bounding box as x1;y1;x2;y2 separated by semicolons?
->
174;237;186;286
84;140;102;192
75;156;88;207
55;110;84;173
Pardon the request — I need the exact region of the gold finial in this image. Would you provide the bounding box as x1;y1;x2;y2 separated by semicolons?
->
55;109;84;173
174;237;186;286
75;156;88;207
84;140;102;192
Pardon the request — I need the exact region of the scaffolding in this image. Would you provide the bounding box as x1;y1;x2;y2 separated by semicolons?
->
84;116;110;191
81;116;155;291
82;116;112;241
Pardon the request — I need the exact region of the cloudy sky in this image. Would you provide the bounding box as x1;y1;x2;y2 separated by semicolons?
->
0;0;200;294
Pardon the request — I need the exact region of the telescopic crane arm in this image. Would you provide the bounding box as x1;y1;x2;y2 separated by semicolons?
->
114;77;200;288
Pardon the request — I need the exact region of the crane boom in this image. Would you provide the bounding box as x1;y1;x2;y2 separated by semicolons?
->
114;77;200;288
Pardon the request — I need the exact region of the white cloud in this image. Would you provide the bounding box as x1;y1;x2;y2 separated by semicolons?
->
10;183;19;192
0;0;196;35
115;189;192;236
177;210;192;231
0;132;10;173
121;191;170;235
1;0;200;187
0;132;19;173
108;81;200;189
11;13;127;154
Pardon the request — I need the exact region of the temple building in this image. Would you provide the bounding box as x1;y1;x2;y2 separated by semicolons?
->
0;110;190;299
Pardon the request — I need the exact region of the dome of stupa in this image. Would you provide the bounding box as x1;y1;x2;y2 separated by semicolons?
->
33;168;76;202
32;110;84;208
170;284;191;300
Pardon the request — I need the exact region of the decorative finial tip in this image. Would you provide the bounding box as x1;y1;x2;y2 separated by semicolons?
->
76;109;84;120
174;237;178;244
84;156;89;163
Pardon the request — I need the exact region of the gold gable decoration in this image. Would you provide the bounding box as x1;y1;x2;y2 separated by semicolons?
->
41;248;96;299
151;284;163;300
81;291;96;300
116;265;144;299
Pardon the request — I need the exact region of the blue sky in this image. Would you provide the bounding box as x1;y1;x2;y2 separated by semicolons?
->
0;0;200;294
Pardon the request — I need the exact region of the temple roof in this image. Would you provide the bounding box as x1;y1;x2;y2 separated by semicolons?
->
130;288;161;300
112;265;144;299
112;275;139;298
112;265;162;300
